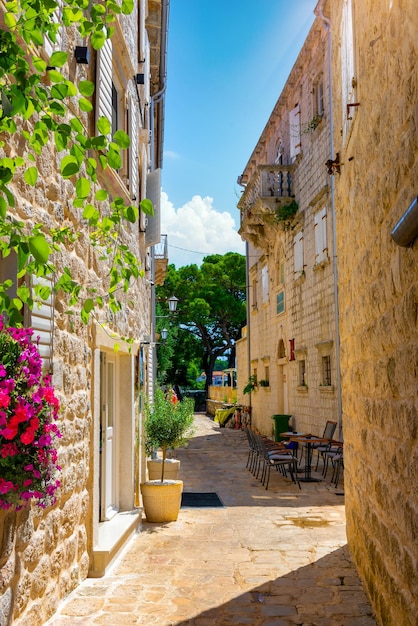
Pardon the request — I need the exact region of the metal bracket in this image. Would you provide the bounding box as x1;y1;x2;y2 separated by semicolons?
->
347;102;360;120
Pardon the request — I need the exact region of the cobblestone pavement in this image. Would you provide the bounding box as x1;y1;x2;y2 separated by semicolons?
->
46;414;377;626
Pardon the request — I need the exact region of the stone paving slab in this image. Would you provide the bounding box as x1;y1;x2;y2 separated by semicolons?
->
46;414;377;626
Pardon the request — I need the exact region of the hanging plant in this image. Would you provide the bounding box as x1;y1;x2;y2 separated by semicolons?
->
274;200;299;230
243;375;258;395
0;318;61;511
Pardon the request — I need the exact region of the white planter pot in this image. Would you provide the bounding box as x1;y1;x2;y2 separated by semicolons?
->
140;480;183;523
147;458;181;481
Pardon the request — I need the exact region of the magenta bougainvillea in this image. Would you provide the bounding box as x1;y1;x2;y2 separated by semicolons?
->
0;318;61;510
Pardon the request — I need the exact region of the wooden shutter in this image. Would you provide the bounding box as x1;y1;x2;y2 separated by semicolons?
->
293;231;304;274
314;207;327;263
30;275;54;373
128;94;139;200
96;38;113;139
341;0;356;138
145;169;161;247
289;104;301;162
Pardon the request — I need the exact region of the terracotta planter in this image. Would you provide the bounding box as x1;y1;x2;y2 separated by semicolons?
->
147;458;181;481
140;480;183;523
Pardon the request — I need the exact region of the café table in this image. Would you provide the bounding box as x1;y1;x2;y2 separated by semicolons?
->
287;435;328;482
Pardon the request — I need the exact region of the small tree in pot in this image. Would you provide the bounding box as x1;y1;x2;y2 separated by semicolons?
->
141;389;195;522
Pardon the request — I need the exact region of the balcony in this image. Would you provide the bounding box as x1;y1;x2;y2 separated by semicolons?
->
238;165;295;247
154;234;168;285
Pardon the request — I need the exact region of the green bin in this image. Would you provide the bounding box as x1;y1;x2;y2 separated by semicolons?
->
272;414;292;441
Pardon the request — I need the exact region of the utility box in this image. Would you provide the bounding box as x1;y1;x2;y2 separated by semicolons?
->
272;414;292;441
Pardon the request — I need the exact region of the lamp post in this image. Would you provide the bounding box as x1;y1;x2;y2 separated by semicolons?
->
167;295;179;314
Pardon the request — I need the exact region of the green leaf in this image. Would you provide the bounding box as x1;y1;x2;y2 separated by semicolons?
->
4;12;17;28
0;197;6;219
70;118;83;133
76;177;90;199
79;80;95;97
50;51;68;67
123;205;138;223
97;116;111;136
51;83;69;99
95;189;108;201
28;234;50;264
107;148;121;170
91;30;106;50
82;204;99;221
113;129;130;149
60;155;80;178
47;69;65;83
33;57;47;73
49;101;66;116
79;98;93;112
24;167;38;186
140;198;154;216
121;0;134;14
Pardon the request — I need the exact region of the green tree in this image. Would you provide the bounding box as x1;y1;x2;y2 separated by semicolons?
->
157;252;246;394
0;0;153;326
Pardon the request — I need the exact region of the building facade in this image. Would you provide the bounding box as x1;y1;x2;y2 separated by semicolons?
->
0;1;168;624
236;14;340;439
328;0;417;623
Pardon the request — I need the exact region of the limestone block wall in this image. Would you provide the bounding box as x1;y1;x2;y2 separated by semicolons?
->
0;3;153;624
330;0;418;624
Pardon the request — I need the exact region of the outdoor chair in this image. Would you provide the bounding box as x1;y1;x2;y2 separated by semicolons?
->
322;442;344;486
300;420;337;466
254;431;301;490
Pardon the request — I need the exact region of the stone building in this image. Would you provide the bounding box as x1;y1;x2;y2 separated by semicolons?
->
236;12;340;439
0;1;168;624
326;0;418;623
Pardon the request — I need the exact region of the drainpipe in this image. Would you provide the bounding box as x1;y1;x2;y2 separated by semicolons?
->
245;241;252;423
315;0;343;440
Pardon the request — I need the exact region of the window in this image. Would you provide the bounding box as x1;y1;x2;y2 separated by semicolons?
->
261;265;268;303
277;290;285;315
341;0;357;140
322;355;332;386
264;366;270;386
293;231;304;275
289;103;301;162
313;77;324;118
251;277;258;309
314;207;328;264
278;339;286;359
299;360;306;386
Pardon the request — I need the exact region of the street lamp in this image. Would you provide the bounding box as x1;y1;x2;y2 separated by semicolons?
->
167;295;179;313
161;328;168;340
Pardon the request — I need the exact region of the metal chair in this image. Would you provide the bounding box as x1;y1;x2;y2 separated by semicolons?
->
254;431;301;490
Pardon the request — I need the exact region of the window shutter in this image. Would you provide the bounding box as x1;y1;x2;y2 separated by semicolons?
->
96;38;113;139
289;104;301;162
293;231;304;274
145;169;161;247
129;94;139;200
261;265;268;302
341;0;356;139
314;207;327;263
29;276;54;373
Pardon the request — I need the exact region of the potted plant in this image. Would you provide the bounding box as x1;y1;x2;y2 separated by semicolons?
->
140;389;195;522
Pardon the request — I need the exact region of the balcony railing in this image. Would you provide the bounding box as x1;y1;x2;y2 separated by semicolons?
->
154;234;168;285
154;233;168;260
238;164;294;225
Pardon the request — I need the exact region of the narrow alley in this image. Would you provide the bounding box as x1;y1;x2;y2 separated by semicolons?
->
46;414;376;626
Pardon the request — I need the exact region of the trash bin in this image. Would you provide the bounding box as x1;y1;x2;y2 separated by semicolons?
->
271;414;292;441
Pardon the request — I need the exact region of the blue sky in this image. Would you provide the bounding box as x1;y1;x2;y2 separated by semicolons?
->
161;0;318;268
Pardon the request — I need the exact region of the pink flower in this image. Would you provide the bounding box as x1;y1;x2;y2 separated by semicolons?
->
1;442;19;458
0;478;15;494
0;364;6;377
0;390;10;409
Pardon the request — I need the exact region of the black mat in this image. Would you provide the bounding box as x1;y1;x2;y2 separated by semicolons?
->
181;492;224;508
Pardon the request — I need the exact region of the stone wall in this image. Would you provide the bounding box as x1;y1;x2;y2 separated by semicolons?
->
0;1;154;623
330;0;418;624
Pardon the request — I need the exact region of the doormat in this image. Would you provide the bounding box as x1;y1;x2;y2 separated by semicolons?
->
181;492;224;508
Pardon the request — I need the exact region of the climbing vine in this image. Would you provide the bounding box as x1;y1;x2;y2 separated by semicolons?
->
0;0;153;325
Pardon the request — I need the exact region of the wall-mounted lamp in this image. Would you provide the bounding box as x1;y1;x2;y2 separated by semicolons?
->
325;153;341;175
391;196;418;247
75;46;89;65
135;73;145;85
167;294;179;313
161;328;168;340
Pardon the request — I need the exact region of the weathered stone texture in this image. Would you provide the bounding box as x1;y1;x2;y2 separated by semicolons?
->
331;0;418;624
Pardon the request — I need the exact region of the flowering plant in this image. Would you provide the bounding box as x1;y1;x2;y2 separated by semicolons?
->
0;318;61;510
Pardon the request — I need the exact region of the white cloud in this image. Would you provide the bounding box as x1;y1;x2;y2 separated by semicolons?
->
160;191;245;268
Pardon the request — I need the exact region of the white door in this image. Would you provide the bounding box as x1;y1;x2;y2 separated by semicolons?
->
100;352;118;521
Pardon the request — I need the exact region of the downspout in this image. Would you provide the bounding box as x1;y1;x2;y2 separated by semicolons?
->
149;0;170;389
315;0;343;440
245;241;252;423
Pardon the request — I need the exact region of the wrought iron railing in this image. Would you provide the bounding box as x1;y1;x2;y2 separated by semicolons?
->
238;164;294;225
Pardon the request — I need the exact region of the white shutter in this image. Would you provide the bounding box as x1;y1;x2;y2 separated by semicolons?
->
314;207;327;263
96;38;113;139
293;231;304;274
129;94;139;200
145;169;161;247
30;276;54;373
341;0;356;139
261;265;268;302
289;104;301;162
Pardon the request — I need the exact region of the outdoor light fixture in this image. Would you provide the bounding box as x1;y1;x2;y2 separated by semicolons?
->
75;46;89;64
167;295;179;313
161;328;168;340
391;196;418;247
135;73;145;85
